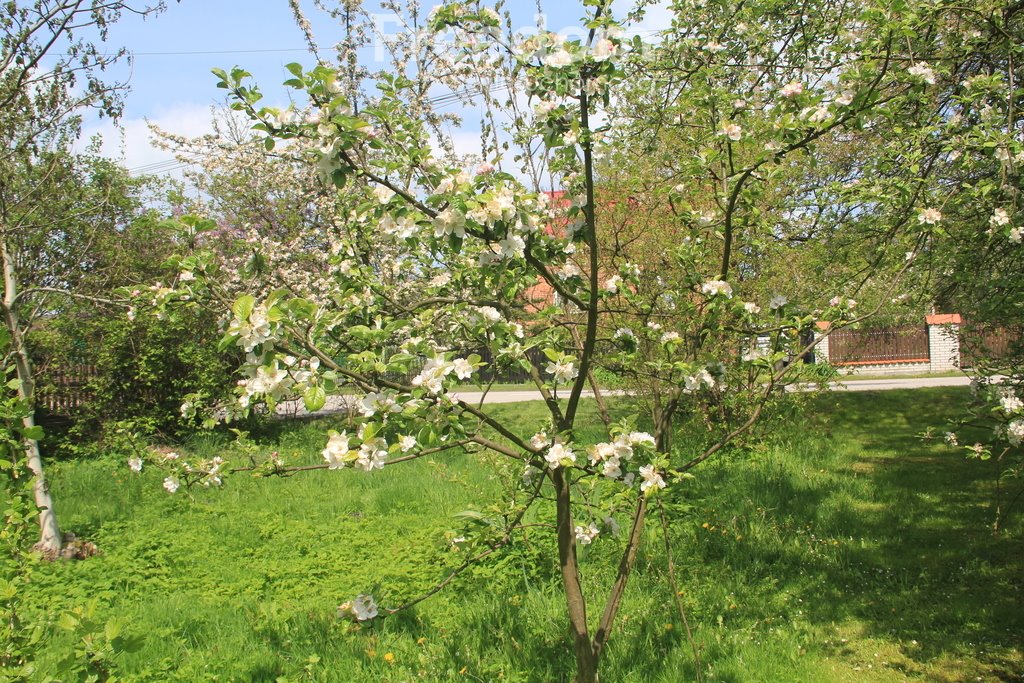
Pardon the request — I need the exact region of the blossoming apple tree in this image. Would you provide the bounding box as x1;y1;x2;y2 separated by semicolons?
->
140;0;982;679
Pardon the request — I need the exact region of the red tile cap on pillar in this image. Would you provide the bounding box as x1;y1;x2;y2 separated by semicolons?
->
925;314;962;325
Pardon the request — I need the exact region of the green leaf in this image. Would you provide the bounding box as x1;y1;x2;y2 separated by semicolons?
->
22;426;44;441
303;386;327;413
104;619;123;642
417;425;439;448
232;295;255;321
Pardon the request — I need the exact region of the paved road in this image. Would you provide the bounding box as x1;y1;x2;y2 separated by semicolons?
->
828;375;972;392
279;375;972;415
447;375;973;405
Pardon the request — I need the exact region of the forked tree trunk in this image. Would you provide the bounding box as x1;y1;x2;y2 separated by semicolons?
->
1;239;61;558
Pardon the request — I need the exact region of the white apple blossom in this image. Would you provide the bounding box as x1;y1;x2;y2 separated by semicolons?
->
769;294;789;309
990;208;1010;226
908;63;937;85
412;357;455;395
545;442;577;469
613;327;635;341
531;432;551;450
373;185;396;204
701;280;733;298
780;81;803;97
605;275;622;293
322;431;351;469
743;302;761;314
1000;391;1023;414
720;122;743;141
433;208;466;238
918;207;943;224
163;476;180;494
534;100;557;116
546;360;578;383
592;38;616;61
355;438;388;471
453;358;474;380
474;306;502;326
339;594;378;621
544;48;573;68
639;464;666;492
398;435;417;452
1007;419;1024;447
575;524;600;545
628;432;656;449
359;392;401;417
128;457;143;472
228;304;275;353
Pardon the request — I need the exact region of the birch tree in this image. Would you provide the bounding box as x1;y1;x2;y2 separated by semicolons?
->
0;0;166;558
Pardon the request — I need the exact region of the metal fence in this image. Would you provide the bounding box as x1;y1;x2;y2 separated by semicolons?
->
827;326;931;365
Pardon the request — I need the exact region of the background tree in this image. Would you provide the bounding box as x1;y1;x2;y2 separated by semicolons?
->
0;0;167;557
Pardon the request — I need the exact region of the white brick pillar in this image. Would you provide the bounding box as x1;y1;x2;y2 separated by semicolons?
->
926;314;962;372
814;321;831;364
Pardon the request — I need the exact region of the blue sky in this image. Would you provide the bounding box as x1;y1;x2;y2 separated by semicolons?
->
81;1;670;175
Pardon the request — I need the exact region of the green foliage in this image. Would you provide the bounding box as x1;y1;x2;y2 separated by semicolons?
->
86;308;238;437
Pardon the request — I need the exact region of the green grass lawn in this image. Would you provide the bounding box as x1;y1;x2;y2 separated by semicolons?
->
16;388;1024;682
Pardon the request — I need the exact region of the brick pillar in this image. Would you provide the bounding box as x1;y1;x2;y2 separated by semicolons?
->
814;321;831;364
926;314;962;372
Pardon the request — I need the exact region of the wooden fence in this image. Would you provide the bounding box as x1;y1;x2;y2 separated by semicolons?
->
36;365;96;414
827;326;931;365
959;326;1020;369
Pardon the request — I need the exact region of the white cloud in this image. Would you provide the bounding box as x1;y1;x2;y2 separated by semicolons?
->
77;102;218;179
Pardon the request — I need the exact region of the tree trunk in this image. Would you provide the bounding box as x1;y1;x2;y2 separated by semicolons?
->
1;239;61;558
551;468;600;682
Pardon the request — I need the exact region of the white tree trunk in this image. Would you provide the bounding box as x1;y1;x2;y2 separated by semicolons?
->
1;239;61;558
